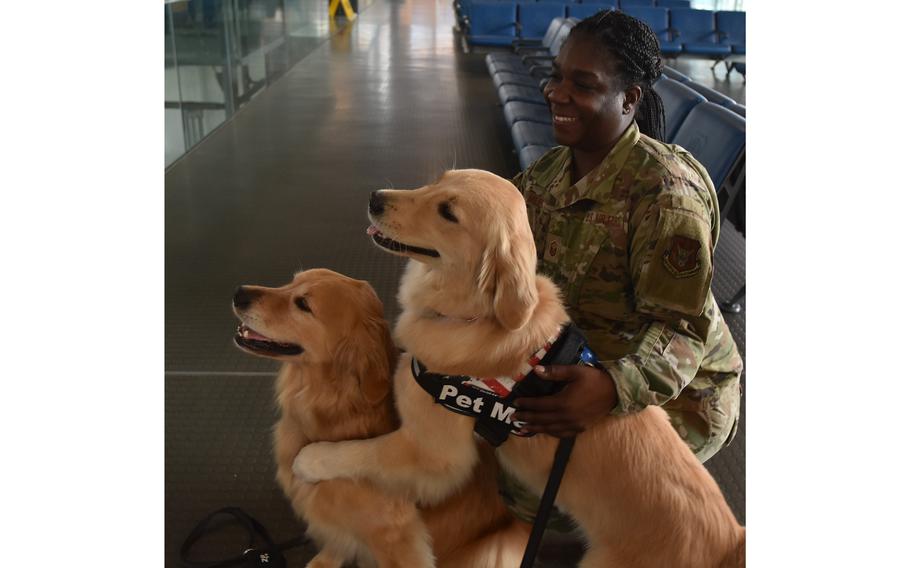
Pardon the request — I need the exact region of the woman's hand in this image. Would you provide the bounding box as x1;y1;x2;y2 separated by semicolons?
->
514;365;618;438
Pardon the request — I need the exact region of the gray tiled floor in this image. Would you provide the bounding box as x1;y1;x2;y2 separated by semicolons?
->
166;0;746;565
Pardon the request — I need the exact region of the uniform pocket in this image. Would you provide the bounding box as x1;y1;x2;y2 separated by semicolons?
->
548;220;611;306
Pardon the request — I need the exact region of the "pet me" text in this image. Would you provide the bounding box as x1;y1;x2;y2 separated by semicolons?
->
437;384;527;429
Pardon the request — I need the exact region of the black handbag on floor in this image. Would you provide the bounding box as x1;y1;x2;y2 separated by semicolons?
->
180;507;307;568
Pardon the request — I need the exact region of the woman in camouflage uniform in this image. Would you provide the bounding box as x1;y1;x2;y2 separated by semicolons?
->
505;10;744;535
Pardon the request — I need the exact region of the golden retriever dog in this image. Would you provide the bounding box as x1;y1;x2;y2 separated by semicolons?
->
293;171;746;567
233;268;530;568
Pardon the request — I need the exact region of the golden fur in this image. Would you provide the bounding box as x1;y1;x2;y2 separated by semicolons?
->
234;269;529;568
294;171;746;567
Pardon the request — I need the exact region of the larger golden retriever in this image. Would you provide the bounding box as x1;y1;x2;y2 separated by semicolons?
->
293;170;746;567
233;268;529;568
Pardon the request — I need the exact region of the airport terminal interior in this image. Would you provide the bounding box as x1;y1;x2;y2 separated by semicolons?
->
166;0;745;565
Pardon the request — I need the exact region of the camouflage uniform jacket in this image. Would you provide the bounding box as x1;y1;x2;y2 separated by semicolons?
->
512;122;743;459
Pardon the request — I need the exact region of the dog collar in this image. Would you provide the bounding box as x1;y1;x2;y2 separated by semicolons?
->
411;323;599;446
414;326;563;398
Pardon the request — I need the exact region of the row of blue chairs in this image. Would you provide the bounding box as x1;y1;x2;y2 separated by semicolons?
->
459;0;691;12
615;0;690;6
456;1;630;45
661;66;745;115
462;2;744;62
486;17;573;105
624;5;744;58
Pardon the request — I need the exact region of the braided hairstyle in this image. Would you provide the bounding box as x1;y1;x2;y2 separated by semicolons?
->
570;10;667;142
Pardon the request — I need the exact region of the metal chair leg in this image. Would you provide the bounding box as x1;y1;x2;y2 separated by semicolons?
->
721;284;745;314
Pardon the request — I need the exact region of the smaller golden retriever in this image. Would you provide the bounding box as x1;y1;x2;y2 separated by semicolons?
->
233;268;528;568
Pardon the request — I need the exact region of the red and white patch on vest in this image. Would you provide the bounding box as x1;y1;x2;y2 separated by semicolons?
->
662;235;701;277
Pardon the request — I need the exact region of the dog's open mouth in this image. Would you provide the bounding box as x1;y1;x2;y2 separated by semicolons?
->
367;225;439;258
234;323;303;356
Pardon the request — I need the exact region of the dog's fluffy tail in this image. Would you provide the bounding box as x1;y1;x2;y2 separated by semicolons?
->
438;519;532;568
719;526;745;568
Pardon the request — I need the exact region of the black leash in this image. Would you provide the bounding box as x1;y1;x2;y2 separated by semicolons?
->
180;507;308;568
519;436;576;568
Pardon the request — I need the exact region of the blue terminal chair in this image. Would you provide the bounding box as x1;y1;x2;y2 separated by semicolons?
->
491;6;566;90
454;0;473;29
621;6;681;56
661;65;691;82
669;8;731;58
504;100;553;125
498;82;548;105
511;120;556;151
568;3;613;20
672;101;745;208
652;77;706;141
656;0;689;7
486;17;575;77
716;10;745;54
491;36;564;89
489;17;565;90
517;3;567;41
492;18;575;95
510;14;564;50
681;80;737;107
578;0;618;6
619;0;654;8
519;145;554;170
715;10;745;76
492;69;548;90
465;1;519;46
725;101;745;117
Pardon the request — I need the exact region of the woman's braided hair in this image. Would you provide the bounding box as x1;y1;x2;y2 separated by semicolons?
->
570;10;667;142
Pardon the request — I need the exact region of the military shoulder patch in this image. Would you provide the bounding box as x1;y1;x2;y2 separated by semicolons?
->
662;235;701;278
637;208;713;316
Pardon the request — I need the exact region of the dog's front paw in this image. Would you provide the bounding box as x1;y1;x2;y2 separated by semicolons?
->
293;442;341;483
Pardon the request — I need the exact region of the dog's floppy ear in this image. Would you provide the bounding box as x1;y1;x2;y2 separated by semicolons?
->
478;217;539;330
332;285;395;405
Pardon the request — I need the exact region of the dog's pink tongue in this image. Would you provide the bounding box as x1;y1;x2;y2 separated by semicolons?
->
367;225;380;236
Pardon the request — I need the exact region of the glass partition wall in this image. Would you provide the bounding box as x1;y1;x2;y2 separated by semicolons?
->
165;0;333;167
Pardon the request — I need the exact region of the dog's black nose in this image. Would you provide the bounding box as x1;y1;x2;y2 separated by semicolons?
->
369;191;385;216
233;286;259;310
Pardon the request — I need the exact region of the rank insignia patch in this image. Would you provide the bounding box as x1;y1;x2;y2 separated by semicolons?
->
544;235;562;262
662;235;701;277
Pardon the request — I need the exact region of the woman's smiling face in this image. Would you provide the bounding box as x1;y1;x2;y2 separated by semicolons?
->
543;34;633;152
